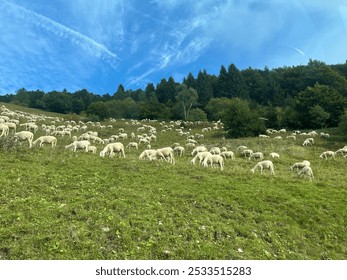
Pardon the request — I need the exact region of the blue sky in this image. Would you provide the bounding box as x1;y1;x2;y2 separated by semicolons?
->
0;0;347;95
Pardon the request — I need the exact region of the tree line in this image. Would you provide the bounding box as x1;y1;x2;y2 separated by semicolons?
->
1;59;347;138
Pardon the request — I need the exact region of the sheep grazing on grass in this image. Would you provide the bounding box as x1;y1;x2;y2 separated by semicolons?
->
249;152;264;161
191;145;207;156
319;151;336;160
190;151;212;165
33;136;57;148
298;166;314;181
14;131;34;148
251;160;275;175
202;154;224;171
210;147;221;155
173;145;185;156
0;123;9;137
241;149;253;158
87;145;97;154
150;147;175;164
100;142;125;158
290;160;310;171
236;145;247;151
269;152;280;159
126;142;139;150
335;148;347;156
65;140;90;152
221;151;235;160
139;149;157;160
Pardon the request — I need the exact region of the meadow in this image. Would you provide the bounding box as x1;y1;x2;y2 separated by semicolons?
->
0;103;346;260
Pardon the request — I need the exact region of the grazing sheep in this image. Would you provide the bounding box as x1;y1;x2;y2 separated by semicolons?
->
236;145;247;151
191;145;207;156
210;147;221;155
139;149;157;160
100;142;125;158
87;145;97;154
269;152;280;159
335;148;347;156
259;134;270;138
173;145;185;156
126;142;139;150
319;151;336;160
249;152;264;161
202;154;224;171
290;160;311;171
251;160;275;175
150;147;175;164
14;131;34;148
65;140;90;152
190;151;212;165
221;151;235;160
241;149;253;157
33;136;57;148
302;139;312;147
298;166;314;181
0;123;9;137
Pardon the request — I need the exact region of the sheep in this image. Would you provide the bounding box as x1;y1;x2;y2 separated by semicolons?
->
286;135;296;140
236;145;247;151
65;140;90;152
210;147;221;155
191;145;207;156
335;148;347;156
319;151;336;160
150;147;175;164
100;142;125;158
298;166;314;181
269;152;280;159
126;142;139;150
221;151;235;160
118;133;128;140
251;160;275;175
249;152;264;161
173;145;185;156
259;134;270;138
202;154;224;171
290;160;311;171
139;149;157;160
241;149;253;157
302;139;312;147
32;136;57;148
190;151;212;165
87;145;97;154
14;131;34;148
0;123;9;137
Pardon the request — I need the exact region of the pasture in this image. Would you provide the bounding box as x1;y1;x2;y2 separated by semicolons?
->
0;103;346;260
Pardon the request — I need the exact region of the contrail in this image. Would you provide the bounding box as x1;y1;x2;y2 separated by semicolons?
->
0;0;120;67
290;46;305;56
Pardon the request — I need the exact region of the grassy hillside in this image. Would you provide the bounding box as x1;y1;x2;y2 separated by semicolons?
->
0;103;346;260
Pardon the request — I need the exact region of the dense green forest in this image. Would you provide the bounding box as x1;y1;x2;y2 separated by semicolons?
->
1;59;347;137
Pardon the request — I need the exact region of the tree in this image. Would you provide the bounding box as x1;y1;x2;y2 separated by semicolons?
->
175;84;198;119
195;70;213;107
87;101;110;120
308;105;330;128
187;108;207;121
222;98;266;138
205;97;233;121
338;110;347;139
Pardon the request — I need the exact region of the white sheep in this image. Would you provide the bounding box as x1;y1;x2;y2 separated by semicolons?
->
100;142;125;158
32;136;57;148
249;152;264;161
221;151;235;160
139;149;157;160
298;166;314;181
173;145;185;156
65;140;90;152
269;152;280;159
14;131;34;148
150;147;175;164
335;148;347;156
126;142;139;150
190;151;212;165
241;149;253;157
290;160;311;171
87;145;97;154
319;151;336;160
0;123;9;137
202;154;224;171
302;139;312;147
210;147;221;155
251;160;275;175
191;145;207;156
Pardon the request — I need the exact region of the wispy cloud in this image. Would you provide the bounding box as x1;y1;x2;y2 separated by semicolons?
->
0;0;120;68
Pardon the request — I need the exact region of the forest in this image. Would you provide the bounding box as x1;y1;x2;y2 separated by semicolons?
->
1;59;347;138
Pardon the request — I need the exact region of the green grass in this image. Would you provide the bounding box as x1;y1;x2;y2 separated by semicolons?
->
0;105;346;260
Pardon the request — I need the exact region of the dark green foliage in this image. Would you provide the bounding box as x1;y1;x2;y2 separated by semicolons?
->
222;98;266;138
338;111;347;139
87;101;110;120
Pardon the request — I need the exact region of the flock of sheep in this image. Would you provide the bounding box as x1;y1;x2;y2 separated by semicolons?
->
1;105;346;181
